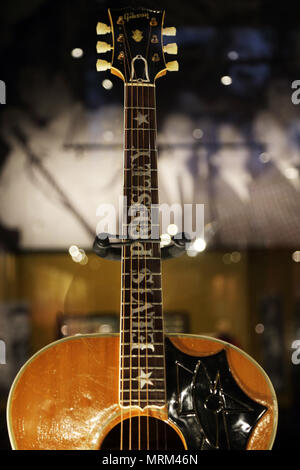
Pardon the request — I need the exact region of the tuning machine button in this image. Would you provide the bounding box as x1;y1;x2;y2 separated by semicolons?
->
96;22;112;35
96;59;112;71
163;27;176;36
163;43;178;54
166;60;179;72
96;41;113;53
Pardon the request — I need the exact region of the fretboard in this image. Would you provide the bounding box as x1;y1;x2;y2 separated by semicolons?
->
119;84;166;409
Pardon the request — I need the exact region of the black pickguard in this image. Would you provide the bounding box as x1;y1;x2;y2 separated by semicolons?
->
165;338;267;450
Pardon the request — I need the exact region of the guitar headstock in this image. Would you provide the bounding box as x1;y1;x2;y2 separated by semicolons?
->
96;7;178;84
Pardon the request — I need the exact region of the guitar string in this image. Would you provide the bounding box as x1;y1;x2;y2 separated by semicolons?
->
135;25;152;449
129;77;134;451
120;22;136;449
141;76;149;450
121;22;137;450
144;79;150;450
151;65;164;452
139;22;163;450
143;24;165;449
144;25;151;451
145;21;161;450
120;52;129;451
154;82;168;450
124;55;133;452
120;58;125;451
151;83;160;450
146;34;166;450
150;54;162;453
130;36;140;455
137;78;141;450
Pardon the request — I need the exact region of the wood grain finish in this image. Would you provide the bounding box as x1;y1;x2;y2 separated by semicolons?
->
7;334;277;450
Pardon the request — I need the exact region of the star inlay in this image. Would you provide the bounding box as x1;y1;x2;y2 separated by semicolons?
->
136;370;153;388
134;112;149;127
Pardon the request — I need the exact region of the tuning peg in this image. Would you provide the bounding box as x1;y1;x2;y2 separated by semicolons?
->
96;22;111;35
166;60;179;72
96;59;112;71
163;27;176;36
163;43;178;54
96;41;113;53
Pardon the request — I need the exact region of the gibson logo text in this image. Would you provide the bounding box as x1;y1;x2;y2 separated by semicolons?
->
124;12;150;22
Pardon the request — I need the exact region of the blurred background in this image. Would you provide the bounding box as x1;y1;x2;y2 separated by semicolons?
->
1;0;300;449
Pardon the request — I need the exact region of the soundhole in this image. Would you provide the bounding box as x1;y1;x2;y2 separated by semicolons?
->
100;416;185;450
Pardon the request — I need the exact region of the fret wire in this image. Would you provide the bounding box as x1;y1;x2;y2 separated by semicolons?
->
121;366;164;370
123;255;160;260
120;400;166;403
122;292;162;296
123;187;158;190
125;128;156;130
121;394;166;397
121;323;164;327
122;301;162;305
120;320;163;325
124;148;157;151
121;379;165;382
121;362;164;366
122;258;161;261
121;366;165;369
121;341;164;344
125;106;155;110
120;399;166;403
121;312;163;316
120;244;161;247
120;319;163;325
121;354;164;358
120;402;166;405
124;168;158;171
123;328;164;336
121;366;165;371
120;320;164;324
123;272;161;275
121;394;166;399
121;325;163;331
122;287;161;290
118;239;161;242
123;224;160;228
123;386;165;393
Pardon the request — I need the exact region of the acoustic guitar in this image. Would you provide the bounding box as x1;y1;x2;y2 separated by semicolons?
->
7;7;278;450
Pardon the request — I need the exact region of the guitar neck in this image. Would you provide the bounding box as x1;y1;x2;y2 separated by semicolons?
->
119;83;166;409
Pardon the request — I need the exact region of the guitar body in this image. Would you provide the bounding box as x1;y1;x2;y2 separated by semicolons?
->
7;334;277;450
